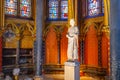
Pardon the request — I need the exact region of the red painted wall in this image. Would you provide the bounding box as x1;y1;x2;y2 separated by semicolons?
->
45;27;58;64
44;24;109;68
45;26;68;64
60;27;68;64
102;32;109;68
85;25;98;66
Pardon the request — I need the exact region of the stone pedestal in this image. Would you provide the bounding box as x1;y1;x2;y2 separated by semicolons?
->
64;61;80;80
34;76;43;80
13;75;19;80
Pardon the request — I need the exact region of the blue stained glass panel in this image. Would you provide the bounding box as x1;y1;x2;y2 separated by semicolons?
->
61;0;68;19
20;0;31;17
5;0;17;15
102;0;104;13
49;14;58;19
48;0;58;19
88;0;100;16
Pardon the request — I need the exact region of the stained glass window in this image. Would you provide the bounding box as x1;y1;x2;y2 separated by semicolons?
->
48;0;59;19
61;0;68;19
48;0;68;20
88;0;100;16
5;0;17;15
5;0;32;18
102;0;104;13
20;0;31;17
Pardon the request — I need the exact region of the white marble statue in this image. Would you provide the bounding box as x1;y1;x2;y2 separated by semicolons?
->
13;67;20;76
66;19;79;61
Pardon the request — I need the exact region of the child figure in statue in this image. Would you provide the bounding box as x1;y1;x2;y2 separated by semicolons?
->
66;19;79;61
13;65;20;80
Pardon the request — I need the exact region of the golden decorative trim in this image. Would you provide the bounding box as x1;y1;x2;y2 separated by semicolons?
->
84;17;104;24
0;32;2;37
80;65;107;76
42;25;51;41
0;28;4;37
0;0;5;28
5;18;34;25
81;17;104;36
103;0;110;75
104;0;110;26
82;22;98;34
53;26;65;41
43;21;68;41
3;21;36;48
43;64;64;74
46;21;68;26
4;22;35;36
68;0;74;19
75;0;78;26
68;0;75;27
102;25;110;38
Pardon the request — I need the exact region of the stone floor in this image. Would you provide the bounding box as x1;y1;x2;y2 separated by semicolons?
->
3;74;102;80
32;74;97;80
19;74;64;80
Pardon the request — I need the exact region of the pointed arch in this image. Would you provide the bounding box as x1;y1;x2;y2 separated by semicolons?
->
83;21;98;36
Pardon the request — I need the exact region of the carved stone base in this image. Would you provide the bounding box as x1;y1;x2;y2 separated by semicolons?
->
34;76;43;80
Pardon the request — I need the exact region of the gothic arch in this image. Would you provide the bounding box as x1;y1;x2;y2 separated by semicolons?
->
83;22;98;36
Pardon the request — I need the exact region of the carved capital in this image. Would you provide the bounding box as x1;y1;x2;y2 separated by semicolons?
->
0;32;2;37
97;32;102;40
16;34;21;41
102;25;110;38
32;34;36;41
0;28;4;37
79;33;85;41
54;26;64;41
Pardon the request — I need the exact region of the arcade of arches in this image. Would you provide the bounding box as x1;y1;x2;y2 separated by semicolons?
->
0;0;120;80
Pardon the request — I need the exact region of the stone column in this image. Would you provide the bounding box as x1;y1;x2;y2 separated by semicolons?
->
56;27;61;64
16;36;20;65
75;0;78;25
0;0;4;72
34;0;44;79
80;40;85;64
110;0;120;80
103;0;110;76
0;35;2;72
80;34;85;64
68;0;75;25
0;0;4;29
54;26;64;64
97;33;102;67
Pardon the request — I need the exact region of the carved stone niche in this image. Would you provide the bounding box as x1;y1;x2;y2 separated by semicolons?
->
3;26;17;48
21;28;34;48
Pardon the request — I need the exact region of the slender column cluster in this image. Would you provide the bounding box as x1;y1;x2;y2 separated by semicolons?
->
35;0;44;76
110;0;120;79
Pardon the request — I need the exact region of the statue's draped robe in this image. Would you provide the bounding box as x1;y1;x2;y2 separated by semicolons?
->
67;26;79;60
